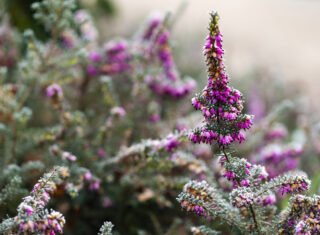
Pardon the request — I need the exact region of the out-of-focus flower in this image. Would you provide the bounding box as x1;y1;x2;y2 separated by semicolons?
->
46;84;63;98
111;106;126;117
97;148;107;158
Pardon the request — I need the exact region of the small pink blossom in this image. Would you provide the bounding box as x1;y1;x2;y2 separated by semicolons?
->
97;148;107;158
46;84;62;97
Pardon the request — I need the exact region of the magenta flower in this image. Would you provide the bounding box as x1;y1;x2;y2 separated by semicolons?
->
265;123;288;141
87;65;98;76
89;181;100;190
97;148;107;158
84;172;92;181
89;52;102;62
75;10;88;24
163;135;180;152
24;205;34;215
148;114;160;123
111;106;126;117
62;152;77;162
280;179;309;195
102;197;113;208
241;179;250;187
46;84;63;97
257;143;303;178
262;195;276;206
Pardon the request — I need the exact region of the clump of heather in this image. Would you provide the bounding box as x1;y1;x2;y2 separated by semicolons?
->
178;11;318;234
86;39;132;76
0;167;68;234
0;0;318;233
0;0;205;233
256;142;303;178
137;13;196;98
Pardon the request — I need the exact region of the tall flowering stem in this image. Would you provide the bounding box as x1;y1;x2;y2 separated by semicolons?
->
177;11;318;235
205;10;254;229
186;11;261;233
189;12;252;147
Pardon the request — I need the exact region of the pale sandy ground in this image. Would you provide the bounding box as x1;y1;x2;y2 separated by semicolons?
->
98;0;320;101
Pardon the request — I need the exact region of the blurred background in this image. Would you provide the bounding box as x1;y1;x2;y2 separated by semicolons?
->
7;0;320;101
104;0;320;104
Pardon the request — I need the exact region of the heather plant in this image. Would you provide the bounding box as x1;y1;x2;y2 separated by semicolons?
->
177;11;319;234
0;0;204;233
0;0;319;234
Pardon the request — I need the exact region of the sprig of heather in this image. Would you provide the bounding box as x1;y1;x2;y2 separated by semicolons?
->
254;171;310;197
0;166;69;234
178;10;319;235
275;194;320;234
178;171;311;233
139;13;196;98
189;12;252;146
177;180;246;232
104;131;187;166
87;39;132;76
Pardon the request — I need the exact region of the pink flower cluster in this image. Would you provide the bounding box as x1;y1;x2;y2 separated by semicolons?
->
255;194;276;207
87;40;132;76
110;106;126;117
258;143;303;178
145;75;196;98
232;191;276;209
219;156;263;188
140;14;196;98
265;124;288;141
62;151;77;162
189;12;252;146
279;195;320;234
231;190;254;208
179;181;215;218
280;177;309;196
83;171;100;191
16;210;65;234
163;134;180;152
